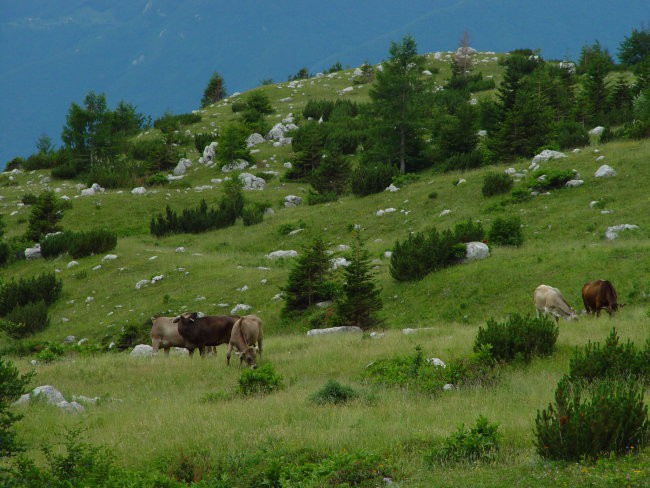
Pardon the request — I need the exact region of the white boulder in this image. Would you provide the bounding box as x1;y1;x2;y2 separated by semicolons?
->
385;184;399;192
131;186;147;195
173;158;192;175
605;224;639;240
266;250;298;259
284;195;302;207
230;303;252;314
130;344;154;356
330;257;351;269
306;326;363;336
565;179;584;187
239;172;266;190
464;242;490;263
531;150;567;166
221;159;249;173
246;133;265;147
589;126;605;136
594;165;616;178
25;244;41;260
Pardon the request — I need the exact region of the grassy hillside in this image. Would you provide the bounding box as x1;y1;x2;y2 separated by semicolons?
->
1;53;649;486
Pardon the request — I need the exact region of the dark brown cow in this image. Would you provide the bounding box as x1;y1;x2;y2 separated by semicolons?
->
173;313;239;356
582;280;622;316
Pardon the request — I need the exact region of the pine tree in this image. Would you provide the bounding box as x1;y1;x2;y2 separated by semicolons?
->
369;35;429;174
0;353;33;461
335;231;382;329
201;72;226;107
282;237;336;315
26;191;65;242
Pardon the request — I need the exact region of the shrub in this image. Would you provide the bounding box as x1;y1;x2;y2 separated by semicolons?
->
309;380;359;405
443;150;484;172
150;197;241;237
0;300;50;338
146;173;169;186
25;191;66;242
528;168;575;191
482;172;513;197
193;133;214;154
454;218;485;243
489;216;523;246
0;272;62;316
153;112;201;132
427;415;501;465
0;352;34;460
21;193;39;206
306;190;338;205
114;322;150;351
237;363;284;396
474;313;558;362
33;343;66;363
277;220;307;235
551;120;589;149
365;345;496;395
534;377;649;461
351;162;398;196
68;229;117;259
0;243;9;267
568;328;649;383
241;203;264;226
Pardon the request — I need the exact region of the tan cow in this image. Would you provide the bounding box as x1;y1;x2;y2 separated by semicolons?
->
226;315;263;369
150;316;198;356
533;285;578;322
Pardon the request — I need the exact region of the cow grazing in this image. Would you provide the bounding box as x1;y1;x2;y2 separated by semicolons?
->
582;280;622;316
227;315;263;369
534;285;578;322
150;316;198;356
173;313;239;356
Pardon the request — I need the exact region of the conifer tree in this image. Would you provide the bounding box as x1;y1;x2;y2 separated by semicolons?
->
201;72;226;107
26;191;65;242
0;353;33;461
369;35;429;174
282;237;336;315
335;231;382;329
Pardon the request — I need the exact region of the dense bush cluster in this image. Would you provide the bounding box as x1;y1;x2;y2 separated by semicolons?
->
41;229;117;259
567;328;650;383
309;380;359;405
390;220;485;281
0;273;61;339
528;169;576;191
474;313;559;362
153;112;201;132
150;181;247;236
482;172;513;197
237;363;284;396
488;216;524;247
535;377;649;461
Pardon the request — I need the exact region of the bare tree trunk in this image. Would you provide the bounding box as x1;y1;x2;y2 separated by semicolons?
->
399;127;406;174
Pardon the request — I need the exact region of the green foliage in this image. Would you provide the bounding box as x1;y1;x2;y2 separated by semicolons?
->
306;190;338;205
567;328;650;383
0;272;62;316
146;173;169;186
535;377;649;461
201;71;226;107
427;415;502;465
129;137;180;171
216;122;250;164
488;216;524;247
482;172;513;197
237;363;284;396
151;182;243;236
0;353;33;460
241;203;265;226
277;220;307;235
443;150;484;172
25;191;66;242
41;229;117;259
309;379;359;405
365;345;496;394
289;67;310;81
551;120;590;149
390;221;482;281
193;133;214;154
626;87;650;139
334;232;382;330
310;153;350;196
0;300;50;339
153;112;201;133
529;168;576;191
238;91;274;133
114;322;150;351
282;237;337;314
351;162;398;196
577;41;615;75
474;313;559;362
618;26;650;67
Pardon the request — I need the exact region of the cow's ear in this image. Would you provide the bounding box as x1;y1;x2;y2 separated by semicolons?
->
172;317;180;323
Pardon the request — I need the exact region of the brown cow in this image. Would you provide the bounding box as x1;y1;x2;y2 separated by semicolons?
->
173;312;240;356
582;280;622;316
226;315;263;369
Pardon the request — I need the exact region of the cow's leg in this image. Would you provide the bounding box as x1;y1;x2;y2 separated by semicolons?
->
226;343;233;366
164;347;170;356
257;336;263;358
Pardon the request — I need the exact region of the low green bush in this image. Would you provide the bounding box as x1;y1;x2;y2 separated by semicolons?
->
237;363;284;396
427;415;502;465
474;313;558;362
365;345;496;394
454;218;485;243
41;230;117;259
482;172;513;197
351;162;398;196
568;328;650;383
0;300;50;338
534;377;649;461
241;203;265;226
443;150;484;172
306;190;338;205
489;216;524;247
193;133;214;154
0;272;62;316
309;380;359;405
528;168;576;191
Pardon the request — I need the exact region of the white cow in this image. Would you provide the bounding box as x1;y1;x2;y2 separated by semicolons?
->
533;285;578;322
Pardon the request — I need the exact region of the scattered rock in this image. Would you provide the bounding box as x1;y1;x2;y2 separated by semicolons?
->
231;303;252;314
589;126;605;136
266;250;298;259
284;195;302;207
565;179;584;187
330;257;351;269
426;358;446;368
402;327;435;335
130;344;153;356
439;209;452;217
306;326;363;336
385;184;399;192
102;254;117;261
173;158;192;175
464;242;490;262
594;165;616;178
131;186;147;195
67;260;79;269
25;244;41;260
62;335;76;344
531;149;566;166
369;332;385;339
246;133;265;147
239;172;265;190
605;224;639;240
221;159;249;173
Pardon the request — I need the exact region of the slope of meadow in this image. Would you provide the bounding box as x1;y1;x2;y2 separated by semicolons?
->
1;54;649;486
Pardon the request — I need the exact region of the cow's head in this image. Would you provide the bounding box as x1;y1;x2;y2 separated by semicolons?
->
173;312;198;327
240;346;258;369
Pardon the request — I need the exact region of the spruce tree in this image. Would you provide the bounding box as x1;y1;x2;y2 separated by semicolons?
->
201;72;226;107
282;237;336;315
26;191;65;242
335;232;382;329
0;353;33;461
368;35;429;173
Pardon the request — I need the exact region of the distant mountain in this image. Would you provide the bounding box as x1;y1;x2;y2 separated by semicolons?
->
1;0;647;167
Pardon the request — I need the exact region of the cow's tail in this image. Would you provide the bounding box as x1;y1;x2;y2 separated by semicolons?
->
235;316;247;348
